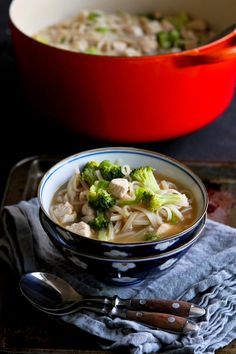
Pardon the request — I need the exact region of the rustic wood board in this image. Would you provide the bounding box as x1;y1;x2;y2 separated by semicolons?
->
1;157;236;353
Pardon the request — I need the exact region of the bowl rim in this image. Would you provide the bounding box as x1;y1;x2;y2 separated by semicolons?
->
52;214;207;261
38;147;208;246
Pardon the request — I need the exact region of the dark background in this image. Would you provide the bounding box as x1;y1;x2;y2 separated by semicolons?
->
0;0;236;201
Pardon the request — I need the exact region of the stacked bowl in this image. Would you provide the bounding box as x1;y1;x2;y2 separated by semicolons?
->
39;148;208;285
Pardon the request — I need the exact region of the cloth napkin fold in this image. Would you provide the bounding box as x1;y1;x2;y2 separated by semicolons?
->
1;198;236;354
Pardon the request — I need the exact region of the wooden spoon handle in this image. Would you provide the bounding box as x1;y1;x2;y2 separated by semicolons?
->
125;310;198;333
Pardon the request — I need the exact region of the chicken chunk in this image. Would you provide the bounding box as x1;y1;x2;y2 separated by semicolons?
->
112;41;127;53
138;36;158;54
66;221;92;237
157;223;178;236
124;48;141;56
55;190;68;203
161;20;175;31
186;19;208;31
141;19;163;34
74;39;88;51
53;201;77;224
181;29;197;40
109;178;129;199
81;202;95;216
81;215;95;223
125;25;144;37
79;190;88;202
67;172;81;204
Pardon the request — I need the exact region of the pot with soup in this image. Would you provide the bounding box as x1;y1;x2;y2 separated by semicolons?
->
9;0;236;142
38;148;208;258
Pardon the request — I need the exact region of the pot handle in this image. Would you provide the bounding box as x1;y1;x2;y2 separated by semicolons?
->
175;35;236;67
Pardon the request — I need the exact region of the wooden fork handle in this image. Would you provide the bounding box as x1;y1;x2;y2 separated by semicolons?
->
125;310;198;333
130;299;205;318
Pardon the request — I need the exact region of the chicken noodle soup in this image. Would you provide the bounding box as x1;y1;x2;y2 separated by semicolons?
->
50;160;196;243
34;10;215;57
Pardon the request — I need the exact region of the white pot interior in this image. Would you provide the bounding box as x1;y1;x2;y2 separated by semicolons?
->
10;0;236;36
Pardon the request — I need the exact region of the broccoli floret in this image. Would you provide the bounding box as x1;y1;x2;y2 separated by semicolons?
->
94;180;110;190
84;47;100;55
89;189;115;210
98;228;110;241
96;27;110;33
88;180;116;210
170;212;178;225
88;11;101;20
135;184;188;212
89;211;109;230
99;160;124;181
145;232;161;241
81;161;99;186
135;187;153;203
157;31;172;49
88;208;110;240
119;184;188;212
130;166;160;193
147;192;189;212
157;29;181;49
118;187;151;207
165;11;189;30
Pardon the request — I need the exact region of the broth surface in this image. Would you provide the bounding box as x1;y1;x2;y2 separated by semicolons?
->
50;161;196;243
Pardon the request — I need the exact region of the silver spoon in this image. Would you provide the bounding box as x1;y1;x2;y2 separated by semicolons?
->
19;272;205;317
21;289;113;316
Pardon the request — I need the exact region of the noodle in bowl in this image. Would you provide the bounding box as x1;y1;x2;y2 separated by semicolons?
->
39;148;208;260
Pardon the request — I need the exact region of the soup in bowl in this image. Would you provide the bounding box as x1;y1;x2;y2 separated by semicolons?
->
38;148;208;258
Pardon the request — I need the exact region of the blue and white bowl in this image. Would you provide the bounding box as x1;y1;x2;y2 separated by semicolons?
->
38;147;208;258
45;214;206;286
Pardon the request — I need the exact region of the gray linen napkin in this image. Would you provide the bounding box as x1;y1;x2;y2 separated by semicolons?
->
1;198;236;354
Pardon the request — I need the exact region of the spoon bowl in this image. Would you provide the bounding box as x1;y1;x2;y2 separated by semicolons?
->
21;288;108;316
20;272;83;311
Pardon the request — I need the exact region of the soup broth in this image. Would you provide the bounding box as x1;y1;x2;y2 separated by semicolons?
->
50;161;196;243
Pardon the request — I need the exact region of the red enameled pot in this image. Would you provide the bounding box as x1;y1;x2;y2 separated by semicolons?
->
9;0;236;142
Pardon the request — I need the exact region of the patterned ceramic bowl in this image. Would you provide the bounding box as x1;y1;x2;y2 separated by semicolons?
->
38;147;208;258
45;214;206;286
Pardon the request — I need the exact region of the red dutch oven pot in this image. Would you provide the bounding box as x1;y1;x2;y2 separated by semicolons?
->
9;0;236;142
